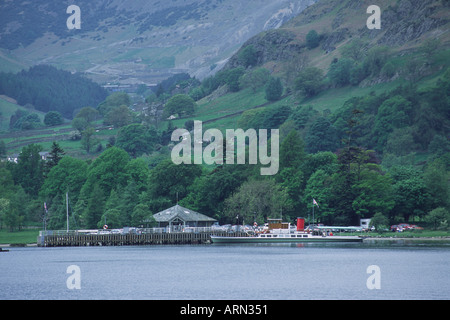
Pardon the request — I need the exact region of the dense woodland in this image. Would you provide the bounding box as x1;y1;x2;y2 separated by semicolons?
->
0;67;449;231
0;65;108;119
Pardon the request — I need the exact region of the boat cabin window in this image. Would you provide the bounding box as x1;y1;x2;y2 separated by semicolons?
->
303;235;308;237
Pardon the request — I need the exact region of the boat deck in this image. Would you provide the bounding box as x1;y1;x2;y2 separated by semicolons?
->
211;233;363;243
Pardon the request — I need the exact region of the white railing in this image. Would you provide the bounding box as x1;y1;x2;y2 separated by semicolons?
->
39;226;218;236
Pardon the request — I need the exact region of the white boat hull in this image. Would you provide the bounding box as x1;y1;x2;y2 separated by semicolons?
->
210;234;363;243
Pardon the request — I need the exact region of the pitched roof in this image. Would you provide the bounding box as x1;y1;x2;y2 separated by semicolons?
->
153;205;216;223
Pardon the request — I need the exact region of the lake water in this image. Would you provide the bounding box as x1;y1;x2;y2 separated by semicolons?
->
1;241;449;300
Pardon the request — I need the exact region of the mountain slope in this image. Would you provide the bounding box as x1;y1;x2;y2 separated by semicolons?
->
0;0;316;84
188;0;449;165
225;0;449;75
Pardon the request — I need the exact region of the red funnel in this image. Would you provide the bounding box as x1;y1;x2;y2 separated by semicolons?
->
297;217;305;231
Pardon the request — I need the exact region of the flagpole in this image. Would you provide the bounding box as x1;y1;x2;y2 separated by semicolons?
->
312;198;314;227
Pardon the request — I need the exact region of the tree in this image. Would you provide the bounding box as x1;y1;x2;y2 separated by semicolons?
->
104;105;132;128
71;117;89;132
181;165;250;222
290;105;319;130
425;207;449;230
238;45;258;67
131;203;153;227
294;67;324;97
384;127;417;156
302;151;338;181
265;77;283;101
163;94;196;119
189;87;205;101
306;30;320;49
223;67;244;92
39;156;88;206
237;108;266;130
14;144;44;196
352;168;394;218
144;159;202;213
305;117;340;153
423;159;450;210
390;166;430;222
98;208;121;229
341;39;366;61
75;147;130;227
116;124;158;158
261;105;291;129
279;129;306;170
0;140;6;159
81;127;99;154
3;187;27;231
46;193;69;230
98;91;130;116
9;109;27;129
370;212;389;232
44;142;65;174
240;68;270;92
328;58;355;86
428;135;450;158
278;167;304;221
325;147;384;225
125;158;151;193
0;198;10;230
44;111;64;126
363;46;389;76
372;95;412;151
13;113;42;130
223;179;288;225
184;120;194;131
82;147;130;197
149;160;202;200
83;182;105;229
75;106;99;123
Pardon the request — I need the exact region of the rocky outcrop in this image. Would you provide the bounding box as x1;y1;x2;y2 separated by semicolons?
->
224;0;449;72
224;29;304;70
362;0;449;46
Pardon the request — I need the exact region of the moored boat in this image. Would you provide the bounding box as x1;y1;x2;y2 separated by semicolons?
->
210;218;363;244
210;233;363;243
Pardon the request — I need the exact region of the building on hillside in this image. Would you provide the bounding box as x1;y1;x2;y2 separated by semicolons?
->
5;151;48;163
151;204;217;232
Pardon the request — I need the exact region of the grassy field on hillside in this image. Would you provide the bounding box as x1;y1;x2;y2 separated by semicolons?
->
0;97;47;132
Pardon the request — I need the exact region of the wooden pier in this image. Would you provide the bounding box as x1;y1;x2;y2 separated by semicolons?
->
38;230;248;247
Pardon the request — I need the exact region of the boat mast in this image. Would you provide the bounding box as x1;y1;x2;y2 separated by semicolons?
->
66;192;69;233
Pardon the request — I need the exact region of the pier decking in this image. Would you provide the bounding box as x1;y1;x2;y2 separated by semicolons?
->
38;229;248;247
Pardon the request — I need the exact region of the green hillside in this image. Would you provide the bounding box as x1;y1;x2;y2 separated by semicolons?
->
194;0;450;158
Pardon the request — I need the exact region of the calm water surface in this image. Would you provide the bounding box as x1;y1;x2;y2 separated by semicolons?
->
1;241;449;300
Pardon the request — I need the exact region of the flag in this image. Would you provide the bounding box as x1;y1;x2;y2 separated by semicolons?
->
44;202;48;213
313;198;319;208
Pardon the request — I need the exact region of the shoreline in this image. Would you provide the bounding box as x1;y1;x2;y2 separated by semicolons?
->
1;237;450;248
362;236;450;241
0;243;38;248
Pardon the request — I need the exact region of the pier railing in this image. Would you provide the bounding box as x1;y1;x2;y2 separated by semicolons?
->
39;226;217;237
37;227;248;247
